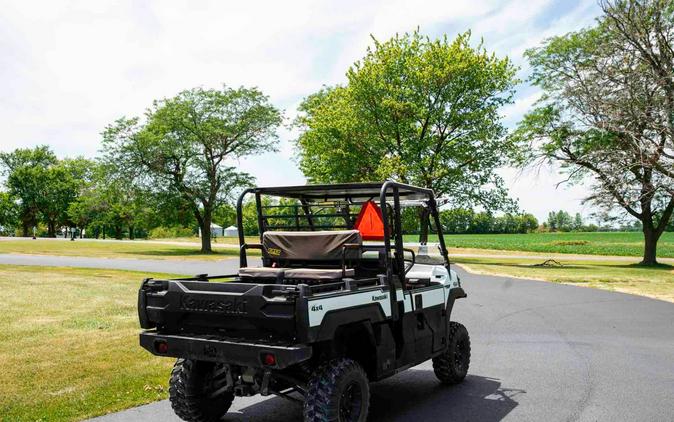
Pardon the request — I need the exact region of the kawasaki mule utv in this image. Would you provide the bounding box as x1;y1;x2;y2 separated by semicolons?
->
138;181;469;422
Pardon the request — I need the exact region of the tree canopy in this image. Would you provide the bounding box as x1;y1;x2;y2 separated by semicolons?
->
294;30;519;241
103;85;282;252
513;0;674;264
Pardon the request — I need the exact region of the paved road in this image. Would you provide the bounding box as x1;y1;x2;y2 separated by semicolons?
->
1;253;672;421
0;253;242;275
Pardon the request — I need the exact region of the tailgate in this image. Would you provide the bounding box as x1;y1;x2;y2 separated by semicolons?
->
138;279;299;341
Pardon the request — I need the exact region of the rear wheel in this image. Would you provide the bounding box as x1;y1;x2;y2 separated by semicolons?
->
169;359;234;422
433;321;471;385
303;358;369;422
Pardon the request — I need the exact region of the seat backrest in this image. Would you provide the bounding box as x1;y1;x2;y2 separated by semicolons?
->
262;230;362;262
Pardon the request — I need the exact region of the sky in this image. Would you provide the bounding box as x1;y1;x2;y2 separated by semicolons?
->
0;0;603;222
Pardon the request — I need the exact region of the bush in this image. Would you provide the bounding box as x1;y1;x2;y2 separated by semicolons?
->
148;226;195;239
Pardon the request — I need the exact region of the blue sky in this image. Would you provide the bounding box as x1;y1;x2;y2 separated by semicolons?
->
0;0;603;221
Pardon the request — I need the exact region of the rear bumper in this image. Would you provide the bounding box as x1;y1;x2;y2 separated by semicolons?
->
139;331;312;369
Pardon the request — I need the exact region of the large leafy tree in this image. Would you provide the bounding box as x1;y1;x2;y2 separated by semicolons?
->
0;146;57;236
513;0;674;265
294;31;519;242
0;147;91;237
0;192;18;234
39;158;93;237
103;86;282;252
69;162;152;239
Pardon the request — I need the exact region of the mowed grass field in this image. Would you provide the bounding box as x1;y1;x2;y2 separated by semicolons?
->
452;257;674;303
408;231;674;258
0;265;178;421
0;239;240;260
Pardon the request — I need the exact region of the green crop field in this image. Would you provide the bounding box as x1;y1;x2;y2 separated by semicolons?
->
404;231;674;258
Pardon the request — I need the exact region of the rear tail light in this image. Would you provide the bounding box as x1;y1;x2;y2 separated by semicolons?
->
262;353;276;366
154;340;169;354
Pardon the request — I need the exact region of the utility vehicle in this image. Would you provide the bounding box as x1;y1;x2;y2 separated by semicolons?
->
138;181;469;422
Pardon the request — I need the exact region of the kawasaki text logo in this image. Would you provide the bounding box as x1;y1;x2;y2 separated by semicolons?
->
372;294;388;301
180;295;247;315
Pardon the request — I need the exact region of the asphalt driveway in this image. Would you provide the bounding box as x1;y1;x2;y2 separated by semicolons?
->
1;253;672;421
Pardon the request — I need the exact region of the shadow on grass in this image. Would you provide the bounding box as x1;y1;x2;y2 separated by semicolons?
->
623;262;674;270
231;372;523;422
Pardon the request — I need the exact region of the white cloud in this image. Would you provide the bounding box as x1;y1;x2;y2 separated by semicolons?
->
0;0;603;219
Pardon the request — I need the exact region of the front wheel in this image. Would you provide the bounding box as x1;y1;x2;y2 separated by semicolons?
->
303;358;369;422
169;359;234;422
433;321;471;385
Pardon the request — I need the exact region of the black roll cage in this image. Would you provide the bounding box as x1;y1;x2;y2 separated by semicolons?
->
235;181;451;321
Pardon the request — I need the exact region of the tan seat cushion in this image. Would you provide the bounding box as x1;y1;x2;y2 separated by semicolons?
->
284;268;354;280
263;230;362;261
238;267;286;278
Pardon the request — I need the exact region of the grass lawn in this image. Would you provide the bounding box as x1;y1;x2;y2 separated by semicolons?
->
406;231;674;258
148;236;257;245
0;265;180;421
453;256;674;303
0;239;241;260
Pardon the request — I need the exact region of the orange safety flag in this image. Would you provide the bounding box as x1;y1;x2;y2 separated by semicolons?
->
354;200;385;240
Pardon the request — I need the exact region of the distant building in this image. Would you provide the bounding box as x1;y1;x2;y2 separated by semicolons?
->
223;225;238;237
199;223;224;238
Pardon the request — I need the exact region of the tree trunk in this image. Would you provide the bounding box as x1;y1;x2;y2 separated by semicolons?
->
22;222;29;237
641;223;659;265
129;225;135;240
197;207;213;253
418;207;431;244
47;221;56;238
114;225;122;240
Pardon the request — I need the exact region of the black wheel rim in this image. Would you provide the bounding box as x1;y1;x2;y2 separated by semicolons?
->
339;381;363;422
454;337;468;372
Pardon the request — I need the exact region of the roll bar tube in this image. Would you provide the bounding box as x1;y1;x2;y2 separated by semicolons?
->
236;188;255;267
380;181;449;321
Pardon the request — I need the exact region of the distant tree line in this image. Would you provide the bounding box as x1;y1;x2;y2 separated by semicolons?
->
542;210;594;232
0;145;196;239
435;209;539;234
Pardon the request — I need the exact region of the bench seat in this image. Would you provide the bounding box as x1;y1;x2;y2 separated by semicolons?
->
238;267;355;281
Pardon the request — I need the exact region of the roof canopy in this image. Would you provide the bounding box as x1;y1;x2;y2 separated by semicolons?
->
251;182;434;202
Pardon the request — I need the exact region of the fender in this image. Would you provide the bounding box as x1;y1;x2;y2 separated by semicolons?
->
307;303;387;343
445;287;467;320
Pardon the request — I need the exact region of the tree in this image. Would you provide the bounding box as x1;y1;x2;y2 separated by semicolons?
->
295;30;519;242
39;158;92;237
573;213;584;231
547;210;574;232
513;0;674;264
0;192;18;234
469;212;494;234
0;146;57;236
440;208;475;234
103;86;282;252
518;213;539;233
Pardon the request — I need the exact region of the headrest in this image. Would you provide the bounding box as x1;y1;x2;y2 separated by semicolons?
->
262;230;362;261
